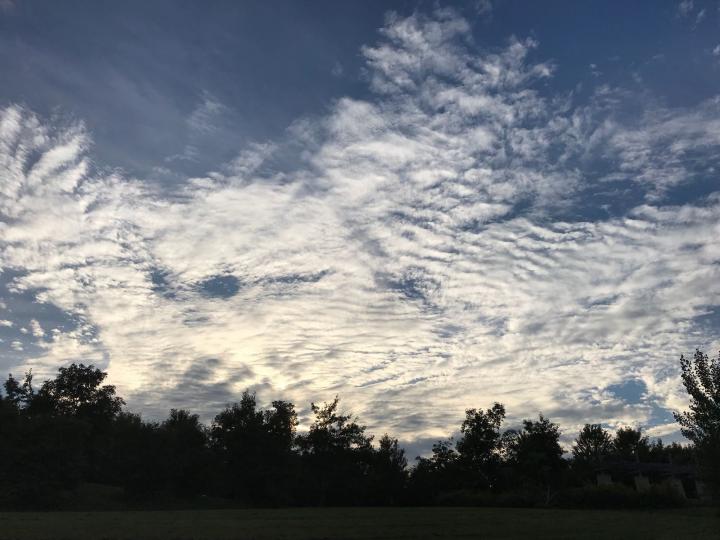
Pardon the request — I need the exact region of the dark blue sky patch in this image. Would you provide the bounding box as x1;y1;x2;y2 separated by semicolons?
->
0;0;395;180
149;267;179;299
376;268;441;305
665;173;720;207
648;403;677;427
567;180;650;222
197;274;241;299
607;378;647;405
692;307;720;339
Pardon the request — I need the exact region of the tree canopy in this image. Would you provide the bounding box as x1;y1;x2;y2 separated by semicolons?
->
674;349;720;492
0;353;716;509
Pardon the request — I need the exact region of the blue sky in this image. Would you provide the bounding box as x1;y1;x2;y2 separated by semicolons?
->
1;0;719;453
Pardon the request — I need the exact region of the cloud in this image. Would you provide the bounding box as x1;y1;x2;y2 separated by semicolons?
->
166;92;234;164
676;0;707;27
473;0;493;17
594;95;720;197
187;92;227;135
677;0;694;18
1;10;719;451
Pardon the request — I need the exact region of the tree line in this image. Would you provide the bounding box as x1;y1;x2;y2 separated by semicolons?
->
0;349;717;509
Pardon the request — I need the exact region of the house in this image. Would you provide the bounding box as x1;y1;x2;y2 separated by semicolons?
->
594;461;709;500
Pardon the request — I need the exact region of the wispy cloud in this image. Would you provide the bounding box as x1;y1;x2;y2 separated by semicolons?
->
677;0;694;18
166;91;234;165
1;10;719;449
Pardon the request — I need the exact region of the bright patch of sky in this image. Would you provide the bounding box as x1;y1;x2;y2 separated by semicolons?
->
1;0;719;452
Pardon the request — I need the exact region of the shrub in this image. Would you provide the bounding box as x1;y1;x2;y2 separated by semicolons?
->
555;483;686;509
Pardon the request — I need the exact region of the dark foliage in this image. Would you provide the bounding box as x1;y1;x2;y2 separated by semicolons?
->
612;426;650;461
572;424;612;463
673;349;720;492
0;351;715;509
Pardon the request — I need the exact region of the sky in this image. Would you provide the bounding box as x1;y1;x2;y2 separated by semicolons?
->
1;0;719;455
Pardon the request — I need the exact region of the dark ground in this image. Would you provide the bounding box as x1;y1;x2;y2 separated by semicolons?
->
0;506;718;540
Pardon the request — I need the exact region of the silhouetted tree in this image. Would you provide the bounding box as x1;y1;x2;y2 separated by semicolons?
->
160;409;210;497
573;424;613;462
456;403;505;489
36;363;124;421
612;427;649;462
505;415;565;503
0;372;86;508
210;391;298;504
36;364;125;483
297;396;373;505
264;400;298;454
368;434;408;504
673;349;720;491
0;358;709;509
106;412;166;498
260;399;299;504
643;438;695;465
409;439;463;504
3;371;34;409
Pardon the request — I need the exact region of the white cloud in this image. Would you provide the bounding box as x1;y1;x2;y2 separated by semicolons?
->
29;319;44;338
1;10;719;448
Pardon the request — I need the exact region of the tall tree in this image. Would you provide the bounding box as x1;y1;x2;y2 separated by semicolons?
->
297;397;373;455
1;372;86;507
673;349;720;491
297;396;373;505
456;403;505;488
612;427;649;462
3;371;34;409
36;364;124;421
572;424;612;462
368;434;408;505
210;391;298;504
160;409;210;497
506;415;565;503
409;438;462;504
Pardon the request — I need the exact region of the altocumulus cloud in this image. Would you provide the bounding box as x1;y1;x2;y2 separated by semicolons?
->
1;9;720;449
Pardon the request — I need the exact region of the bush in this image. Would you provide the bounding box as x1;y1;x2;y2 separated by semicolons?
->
555;484;686;509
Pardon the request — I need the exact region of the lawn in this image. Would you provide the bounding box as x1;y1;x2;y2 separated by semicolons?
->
0;507;717;540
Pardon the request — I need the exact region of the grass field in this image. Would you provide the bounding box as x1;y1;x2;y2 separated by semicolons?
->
0;507;718;540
